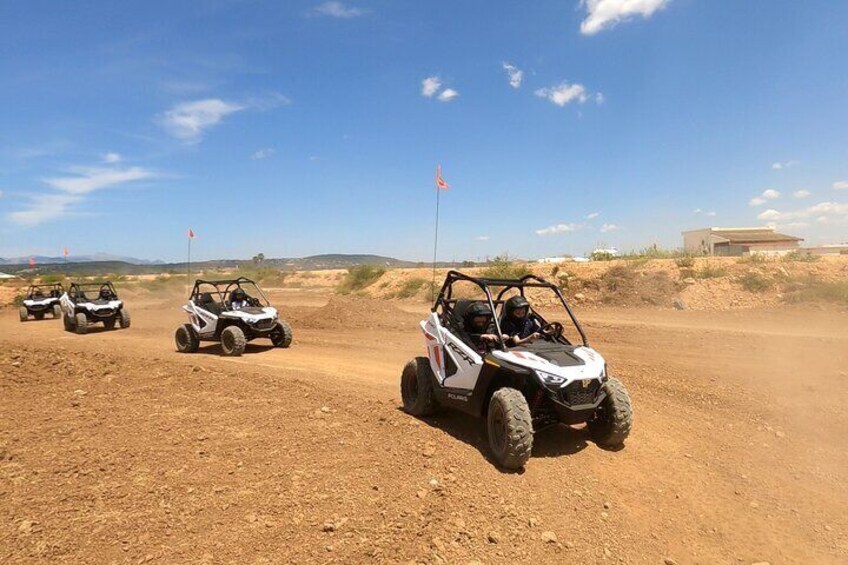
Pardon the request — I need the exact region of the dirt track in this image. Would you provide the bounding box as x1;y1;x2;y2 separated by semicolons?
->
2;289;847;564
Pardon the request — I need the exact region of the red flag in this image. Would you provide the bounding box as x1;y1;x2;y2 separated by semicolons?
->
187;228;196;239
63;247;69;257
435;165;449;190
29;257;36;266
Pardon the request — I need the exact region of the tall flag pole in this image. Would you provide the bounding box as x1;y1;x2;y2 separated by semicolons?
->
187;228;196;292
63;247;69;264
432;165;450;299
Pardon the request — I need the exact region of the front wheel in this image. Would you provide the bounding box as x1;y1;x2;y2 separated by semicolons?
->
175;324;200;353
119;309;131;329
588;378;633;449
53;304;62;318
487;388;533;470
74;312;88;335
270;320;293;348
19;306;29;322
400;357;438;417
220;325;246;356
63;313;75;332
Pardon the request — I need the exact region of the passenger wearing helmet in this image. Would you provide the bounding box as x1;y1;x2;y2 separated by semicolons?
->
99;286;113;301
230;288;249;310
460;302;506;354
500;295;541;346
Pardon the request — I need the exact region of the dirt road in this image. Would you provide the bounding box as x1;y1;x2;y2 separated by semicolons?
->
2;289;847;563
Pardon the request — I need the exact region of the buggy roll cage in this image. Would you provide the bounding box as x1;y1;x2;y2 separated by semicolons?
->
68;281;119;301
27;283;64;299
431;270;588;350
189;277;270;309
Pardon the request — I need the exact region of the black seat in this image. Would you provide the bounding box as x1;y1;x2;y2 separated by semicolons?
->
196;292;221;315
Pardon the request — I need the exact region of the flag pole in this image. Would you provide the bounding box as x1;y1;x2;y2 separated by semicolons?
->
432;184;440;300
187;232;192;294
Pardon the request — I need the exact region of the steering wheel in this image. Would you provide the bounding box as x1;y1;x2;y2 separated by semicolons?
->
538;322;564;341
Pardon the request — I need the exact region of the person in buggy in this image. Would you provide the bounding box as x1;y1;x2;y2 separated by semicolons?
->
500;295;542;347
460;302;507;354
229;287;252;310
98;285;115;302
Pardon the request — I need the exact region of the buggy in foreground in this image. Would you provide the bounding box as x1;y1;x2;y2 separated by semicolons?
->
175;277;293;356
20;284;64;322
400;271;632;470
60;281;130;334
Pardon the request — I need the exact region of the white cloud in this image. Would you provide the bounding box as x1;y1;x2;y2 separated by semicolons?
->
251;148;275;160
757;202;848;222
595;92;605;105
692;208;702;214
160;98;246;143
693;208;716;217
600;223;621;232
771;160;799;170
421;77;442;98
502;62;524;89
705;211;717;217
586;212;600;219
9;163;157;227
579;0;671;35
535;82;591;106
44;166;155;195
793;189;811;199
474;235;490;241
103;152;122;164
314;1;362;18
0;189;3;198
437;88;459;102
749;189;780;207
536;223;581;236
9;194;81;227
834;180;848;190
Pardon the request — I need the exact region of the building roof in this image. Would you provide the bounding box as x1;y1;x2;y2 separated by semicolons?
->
711;230;803;244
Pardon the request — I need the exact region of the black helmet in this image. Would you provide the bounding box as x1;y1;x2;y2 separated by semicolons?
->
231;288;246;302
99;286;111;299
504;295;530;319
464;302;493;331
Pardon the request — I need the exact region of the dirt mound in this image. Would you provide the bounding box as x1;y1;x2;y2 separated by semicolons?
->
293;296;421;330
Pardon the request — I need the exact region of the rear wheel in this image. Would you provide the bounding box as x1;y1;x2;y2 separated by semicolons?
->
175;324;200;353
487;388;533;470
270;320;293;348
52;304;62;318
220;326;246;356
103;318;116;330
588;378;633;448
74;313;88;335
19;307;28;322
400;357;438;417
63;313;75;332
119;309;131;329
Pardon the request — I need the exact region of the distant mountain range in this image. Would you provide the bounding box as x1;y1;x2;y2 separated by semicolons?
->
0;253;459;276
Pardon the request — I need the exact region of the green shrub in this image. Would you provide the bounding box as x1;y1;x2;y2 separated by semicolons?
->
481;255;531;279
739;271;774;292
782;250;819;263
39;273;66;284
674;256;695;269
697;263;728;279
590;250;616;262
737;253;768;264
394;277;427;299
786;281;848;306
337;265;386;294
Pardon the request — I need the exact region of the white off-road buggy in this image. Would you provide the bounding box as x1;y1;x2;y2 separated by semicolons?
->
60;281;131;334
401;271;633;470
175;277;293;356
20;283;64;322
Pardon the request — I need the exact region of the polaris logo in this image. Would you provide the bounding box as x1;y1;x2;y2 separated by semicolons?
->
447;393;468;402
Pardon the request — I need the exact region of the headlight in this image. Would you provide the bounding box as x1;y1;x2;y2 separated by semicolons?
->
537;371;565;386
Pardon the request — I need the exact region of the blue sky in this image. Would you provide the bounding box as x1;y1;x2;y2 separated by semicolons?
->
1;0;847;262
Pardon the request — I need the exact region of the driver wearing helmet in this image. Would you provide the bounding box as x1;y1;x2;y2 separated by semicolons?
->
99;287;113;301
461;302;507;354
230;288;249;310
500;295;541;347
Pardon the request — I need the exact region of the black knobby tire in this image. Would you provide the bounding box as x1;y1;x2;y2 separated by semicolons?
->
487;388;533;470
103;318;116;330
270;320;294;348
175;324;200;353
63;313;75;332
220;325;246;356
19;306;29;322
400;357;438;417
588;377;633;448
74;313;88;335
119;309;131;329
53;304;62;318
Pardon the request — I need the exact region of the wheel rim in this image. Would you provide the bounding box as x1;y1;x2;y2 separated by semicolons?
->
490;403;507;453
177;330;187;348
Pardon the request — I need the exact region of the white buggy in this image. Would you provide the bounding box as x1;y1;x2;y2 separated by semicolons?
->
60;281;131;334
20;284;64;322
